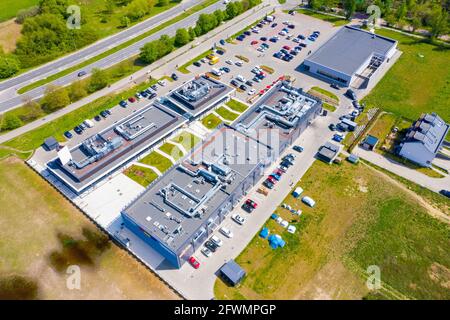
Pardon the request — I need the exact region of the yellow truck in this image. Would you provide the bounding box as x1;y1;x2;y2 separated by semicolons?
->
208;56;219;65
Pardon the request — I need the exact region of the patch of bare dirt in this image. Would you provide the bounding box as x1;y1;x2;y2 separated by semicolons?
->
428;263;450;289
0;19;22;53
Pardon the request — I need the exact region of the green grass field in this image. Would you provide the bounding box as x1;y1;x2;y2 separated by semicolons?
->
0;0;38;22
171;131;201;151
226;99;248;113
159;142;184;161
215;107;240;121
215;160;450;300
296;9;348;26
201;113;222;130
139;151;173;173
123;165;158;187
363;29;450;123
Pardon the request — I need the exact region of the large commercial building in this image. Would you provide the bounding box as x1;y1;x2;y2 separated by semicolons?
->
303;26;397;88
398;113;449;167
120;81;322;268
46;76;234;194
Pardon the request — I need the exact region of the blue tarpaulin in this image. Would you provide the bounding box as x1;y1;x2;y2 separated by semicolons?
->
259;227;269;239
271;213;278;220
268;234;285;249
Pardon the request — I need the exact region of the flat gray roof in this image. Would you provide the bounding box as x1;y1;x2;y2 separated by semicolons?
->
47;102;187;193
305;26;397;77
122;125;272;253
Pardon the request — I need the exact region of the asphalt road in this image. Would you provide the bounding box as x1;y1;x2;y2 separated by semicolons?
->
0;0;226;112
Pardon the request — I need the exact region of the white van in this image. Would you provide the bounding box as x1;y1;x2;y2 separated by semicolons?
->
265;15;274;22
235;74;245;82
211;68;222;76
83;119;95;128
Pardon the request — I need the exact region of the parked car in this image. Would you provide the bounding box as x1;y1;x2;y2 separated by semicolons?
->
140;90;148;98
331;83;340;89
346;89;357;100
230;79;239;87
248;88;256;95
221;66;231;73
225;59;233;65
271;23;277;28
128;97;136;103
135;92;142;99
329;123;337;131
201;247;212;257
440;190;450;198
260;36;267;41
245;80;253;86
74;126;83;134
151;84;158;91
188;256;200;269
239;84;247;91
64;131;73;139
171;73;178;81
210;235;223;247
193;61;201;67
205;240;218;252
219;39;226;46
293;145;304;153
148;92;157;99
219;227;234;238
251;40;258;45
244;30;251;36
263;179;274;189
216;49;224;55
100;110;109;118
298;34;306;40
232;214;246;225
94;115;102;122
158;80;166;86
235;61;243;67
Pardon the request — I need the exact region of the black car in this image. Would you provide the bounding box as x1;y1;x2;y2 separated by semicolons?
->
77;70;87;77
330;83;340;90
230;79;239;87
151;85;158;91
64;131;73;139
216;49;224;55
104;109;112;115
329;123;337;131
100;110;109;118
263;179;274;189
271;23;277;28
260;37;267;41
140;90;148;98
299;43;307;48
94;115;102;122
281;160;292;168
193;61;201;67
298;34;305;40
239;84;247;91
74;126;83;134
245;80;253;86
221;66;231;73
205;240;218;252
148;92;157;99
440;190;450;198
244;31;251;36
288;24;295;29
345;89;357;100
171;73;178;81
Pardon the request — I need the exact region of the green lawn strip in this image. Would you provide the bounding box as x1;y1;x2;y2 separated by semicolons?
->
201;113;223;130
215;159;450;300
139;151;173;173
123;165;158;187
159;142;184;161
295;9;348;26
309;86;339;103
321;102;336;112
1;79;160;152
215;106;239;121
177;49;214;74
225;99;248;113
17;0;219;94
0;0;39;22
0;146;31;161
171;131;201;151
362;29;450;124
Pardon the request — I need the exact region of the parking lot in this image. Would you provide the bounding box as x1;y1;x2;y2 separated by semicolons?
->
184;11;339;102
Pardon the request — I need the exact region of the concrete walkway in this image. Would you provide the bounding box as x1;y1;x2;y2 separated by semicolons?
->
353;146;450;193
132;162;163;176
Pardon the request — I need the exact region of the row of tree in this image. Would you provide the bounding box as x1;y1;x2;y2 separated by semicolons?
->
309;0;449;38
140;0;261;64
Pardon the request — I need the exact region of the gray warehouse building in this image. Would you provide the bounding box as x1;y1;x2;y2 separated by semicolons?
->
303;26;397;88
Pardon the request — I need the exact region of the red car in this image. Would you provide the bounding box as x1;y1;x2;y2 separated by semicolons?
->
267;175;277;184
189;256;200;269
283;45;291;50
245;199;258;209
274;169;283;176
251;40;258;45
128;97;136;103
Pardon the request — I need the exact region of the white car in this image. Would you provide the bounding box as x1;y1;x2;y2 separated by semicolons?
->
302;196;316;207
257;47;265;52
235;61;243;67
225;60;233;65
232;214;246;225
210;235;223;247
293;38;300;43
279;31;287;36
219;227;234;238
158;80;166;86
248;88;256;95
235;75;246;82
201;247;212;257
135;92;142;99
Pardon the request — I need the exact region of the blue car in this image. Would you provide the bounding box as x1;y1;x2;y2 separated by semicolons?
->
64;131;73;139
293;145;304;153
219;39;226;46
74;126;83;135
333;134;344;142
119;100;128;107
270;173;281;181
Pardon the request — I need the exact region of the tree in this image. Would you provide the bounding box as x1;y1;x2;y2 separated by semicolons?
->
88;68;110;93
397;1;408;20
429;8;448;39
140;41;160;64
120;16;131;28
174;28;190;47
213;9;225;24
0;55;20;79
158;0;169;6
225;2;239;19
188;27;196;40
410;14;422;32
19;99;42;122
1;114;23;131
126;0;151;21
68;80;88;101
40;85;70;113
343;0;356;20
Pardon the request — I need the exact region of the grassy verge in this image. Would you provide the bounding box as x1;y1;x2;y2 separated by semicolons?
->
296;9;348;26
215;160;450;300
139;151;173;173
362;29;450;124
215;106;240;121
177;49;214;74
226;99;248;113
321;102;337;112
159;142;184;161
123;165;158;187
17;0;219;94
201;113;223;130
1;78;161;152
0;0;38;22
171;131;201;151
